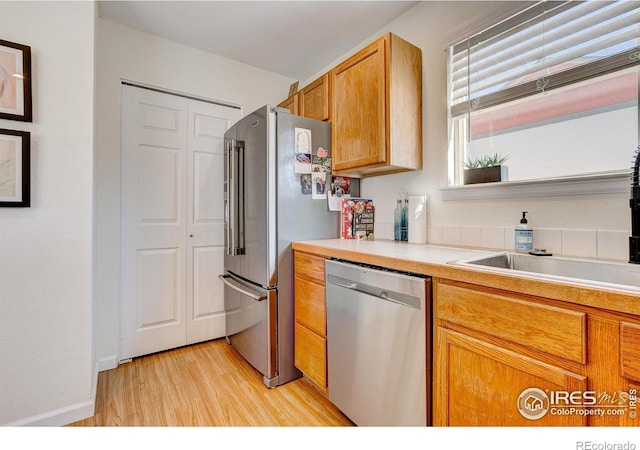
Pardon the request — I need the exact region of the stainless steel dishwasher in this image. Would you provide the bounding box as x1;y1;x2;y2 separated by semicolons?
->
325;259;430;426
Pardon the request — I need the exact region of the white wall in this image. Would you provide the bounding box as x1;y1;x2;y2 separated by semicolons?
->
0;1;95;426
95;19;295;369
303;1;631;259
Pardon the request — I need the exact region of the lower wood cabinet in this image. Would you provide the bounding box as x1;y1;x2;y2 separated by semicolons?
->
433;278;640;427
435;327;586;426
293;251;328;392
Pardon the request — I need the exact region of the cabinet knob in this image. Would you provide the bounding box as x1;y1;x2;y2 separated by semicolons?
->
189;234;194;238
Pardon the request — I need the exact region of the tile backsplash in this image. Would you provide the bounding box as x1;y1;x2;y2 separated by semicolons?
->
426;225;629;261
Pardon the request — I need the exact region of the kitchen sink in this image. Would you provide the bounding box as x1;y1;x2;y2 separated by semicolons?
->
451;252;640;291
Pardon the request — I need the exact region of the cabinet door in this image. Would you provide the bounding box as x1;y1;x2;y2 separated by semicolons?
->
278;95;298;115
434;328;587;426
300;74;330;121
331;37;387;171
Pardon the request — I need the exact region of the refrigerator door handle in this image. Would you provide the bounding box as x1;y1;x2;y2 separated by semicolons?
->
218;274;267;302
226;140;245;256
225;139;233;255
236;141;245;254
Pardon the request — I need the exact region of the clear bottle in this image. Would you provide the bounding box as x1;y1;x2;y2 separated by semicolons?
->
394;199;402;241
401;198;408;241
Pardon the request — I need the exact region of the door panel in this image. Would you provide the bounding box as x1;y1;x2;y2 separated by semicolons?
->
137;248;181;328
139;145;180;222
121;85;188;359
193;151;224;230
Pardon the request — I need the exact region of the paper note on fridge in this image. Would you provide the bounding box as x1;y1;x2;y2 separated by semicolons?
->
294;127;312;174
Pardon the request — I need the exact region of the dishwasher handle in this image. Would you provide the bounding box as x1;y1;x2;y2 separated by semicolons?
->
326;274;421;310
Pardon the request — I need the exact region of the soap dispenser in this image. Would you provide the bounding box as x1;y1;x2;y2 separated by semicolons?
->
515;211;533;253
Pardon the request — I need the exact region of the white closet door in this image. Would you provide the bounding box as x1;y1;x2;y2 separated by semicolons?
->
120;85;188;359
186;101;240;344
120;84;240;360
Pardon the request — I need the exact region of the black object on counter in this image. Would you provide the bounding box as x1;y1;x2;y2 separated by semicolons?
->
630;146;640;263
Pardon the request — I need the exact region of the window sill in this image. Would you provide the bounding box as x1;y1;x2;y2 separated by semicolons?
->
440;170;630;201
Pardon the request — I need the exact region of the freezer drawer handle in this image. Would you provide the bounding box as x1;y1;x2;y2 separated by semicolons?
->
218;274;267;302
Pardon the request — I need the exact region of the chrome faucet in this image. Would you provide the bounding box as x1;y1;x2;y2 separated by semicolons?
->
630;146;640;263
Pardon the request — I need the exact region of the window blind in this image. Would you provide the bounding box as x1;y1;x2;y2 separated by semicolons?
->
449;0;640;118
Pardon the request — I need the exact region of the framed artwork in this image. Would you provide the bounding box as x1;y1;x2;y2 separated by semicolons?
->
0;128;30;207
0;39;32;122
288;81;299;97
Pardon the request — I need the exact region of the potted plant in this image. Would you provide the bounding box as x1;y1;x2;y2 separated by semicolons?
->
463;153;509;185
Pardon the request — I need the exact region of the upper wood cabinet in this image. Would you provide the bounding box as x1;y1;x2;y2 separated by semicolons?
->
278;75;330;121
299;74;330;121
277;94;298;115
276;32;423;177
330;33;422;177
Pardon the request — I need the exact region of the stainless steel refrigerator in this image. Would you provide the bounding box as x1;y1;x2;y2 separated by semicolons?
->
219;105;338;387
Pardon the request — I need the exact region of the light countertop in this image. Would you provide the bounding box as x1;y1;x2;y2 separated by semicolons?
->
292;238;640;316
294;238;493;265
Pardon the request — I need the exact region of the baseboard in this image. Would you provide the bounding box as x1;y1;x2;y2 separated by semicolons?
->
97;354;118;372
3;361;100;427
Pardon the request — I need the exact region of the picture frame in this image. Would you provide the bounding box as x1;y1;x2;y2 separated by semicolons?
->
288;81;299;98
0;128;30;207
0;39;32;122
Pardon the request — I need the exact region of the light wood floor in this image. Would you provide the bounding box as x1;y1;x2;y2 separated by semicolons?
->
68;338;353;427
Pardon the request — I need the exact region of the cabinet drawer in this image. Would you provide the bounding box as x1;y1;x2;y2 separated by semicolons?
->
621;322;640;382
294;277;326;336
294;322;327;391
436;281;586;364
294;252;326;284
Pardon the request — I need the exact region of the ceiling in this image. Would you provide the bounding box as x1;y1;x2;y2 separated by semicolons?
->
97;1;420;81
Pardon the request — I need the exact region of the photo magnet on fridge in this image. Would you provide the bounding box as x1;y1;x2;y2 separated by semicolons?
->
300;174;312;195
